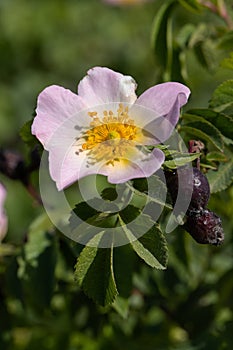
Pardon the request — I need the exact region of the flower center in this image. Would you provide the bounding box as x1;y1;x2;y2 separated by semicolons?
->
108;130;121;139
81;104;139;165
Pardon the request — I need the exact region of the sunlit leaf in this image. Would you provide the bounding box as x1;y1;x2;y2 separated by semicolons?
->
22;213;54;268
180;117;224;151
112;296;129;319
17;213;57;309
206;151;233;192
221;52;233;70
137;225;168;268
186;109;233;140
128;175;172;209
163;153;201;169
74;233;118;306
209;80;233;113
206;152;227;162
118;214;168;269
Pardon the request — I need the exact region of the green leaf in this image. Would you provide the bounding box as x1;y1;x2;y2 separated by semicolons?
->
137;225;168;268
206;152;227;162
70;201;146;247
180;118;224;151
17;214;57;310
188;23;218;70
153;6;185;82
180;125;223;152
206;151;233;193
20;119;40;148
70;201;100;225
26;236;57;308
112;296;129;319
168;45;186;82
217;31;233;50
176;24;196;49
69;199;120;246
74;233;118;306
129;176;172;209
70;199;118;231
188;23;216;48
178;0;201;12
21;213;54;269
186;109;233;140
0;244;18;257
118;214;168;269
130;229;167;269
151;0;176;69
146;175;170;207
119;204;141;224
221;52;233;70
101;187;118;201
163;153;201;169
209;80;233;113
113;244;135;298
70;212;118;247
193;39;217;71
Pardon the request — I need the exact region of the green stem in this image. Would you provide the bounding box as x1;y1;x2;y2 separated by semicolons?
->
217;0;233;29
198;0;233;29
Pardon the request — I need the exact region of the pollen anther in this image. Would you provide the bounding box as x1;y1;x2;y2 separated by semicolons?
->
81;104;139;165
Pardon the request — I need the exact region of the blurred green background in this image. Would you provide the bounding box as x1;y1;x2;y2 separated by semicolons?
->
0;0;233;349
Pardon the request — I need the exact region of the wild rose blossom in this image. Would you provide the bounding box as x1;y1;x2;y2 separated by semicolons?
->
0;183;8;242
32;67;190;191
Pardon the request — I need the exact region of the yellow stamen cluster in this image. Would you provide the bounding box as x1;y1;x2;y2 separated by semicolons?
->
81;104;139;165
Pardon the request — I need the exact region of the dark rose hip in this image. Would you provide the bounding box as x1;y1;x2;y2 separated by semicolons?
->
165;167;210;212
165;166;224;245
184;209;224;245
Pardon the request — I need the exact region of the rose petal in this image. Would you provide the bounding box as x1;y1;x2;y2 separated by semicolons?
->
33;68;191;191
48;124;165;189
49;146;110;191
135;82;190;141
106;147;165;183
32;85;87;148
136;82;190;116
57;146;165;189
77;67;137;106
141;94;186;143
45;109;109;190
43;102;167;190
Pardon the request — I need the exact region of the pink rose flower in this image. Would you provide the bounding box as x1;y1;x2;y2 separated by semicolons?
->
32;67;190;190
0;183;8;242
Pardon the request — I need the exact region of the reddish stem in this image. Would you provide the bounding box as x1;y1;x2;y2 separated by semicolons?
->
25;183;43;206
